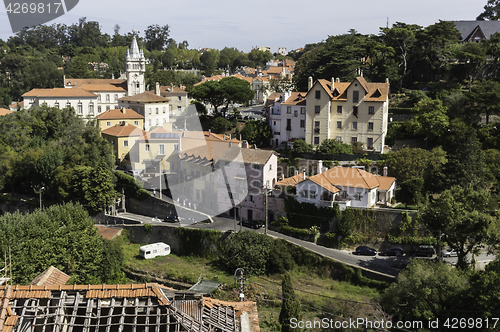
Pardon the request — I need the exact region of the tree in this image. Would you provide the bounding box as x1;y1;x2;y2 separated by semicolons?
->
380;260;469;322
239;120;271;146
406;99;450;143
144;24;170;51
478;0;500;20
219;76;254;112
290;139;313;157
247;49;273;69
200;49;219;76
218;47;242;71
419;186;499;269
467;80;500;124
211;117;232;134
318;139;353;155
189;80;226;113
279;273;302;332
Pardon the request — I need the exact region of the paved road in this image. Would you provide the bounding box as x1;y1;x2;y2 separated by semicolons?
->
116;212;495;277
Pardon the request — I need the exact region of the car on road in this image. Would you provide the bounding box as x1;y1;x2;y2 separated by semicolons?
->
441;249;458;258
354;246;377;256
410;245;436;257
380;247;404;257
238;220;263;229
163;214;179;223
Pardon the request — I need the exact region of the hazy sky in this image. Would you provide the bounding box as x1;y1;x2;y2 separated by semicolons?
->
0;0;487;52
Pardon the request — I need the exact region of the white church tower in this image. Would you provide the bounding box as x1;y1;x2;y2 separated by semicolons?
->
125;31;146;96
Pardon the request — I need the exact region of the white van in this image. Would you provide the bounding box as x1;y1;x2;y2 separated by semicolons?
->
139;242;171;259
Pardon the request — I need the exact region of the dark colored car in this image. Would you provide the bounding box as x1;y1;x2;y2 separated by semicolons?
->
380;247;404;257
355;246;377;256
163;214;179;223
239;220;263;229
412;245;435;257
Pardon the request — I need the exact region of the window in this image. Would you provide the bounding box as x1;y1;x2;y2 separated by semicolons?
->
178;96;182;101
315;90;321;99
367;137;373;149
252;164;261;170
163;107;166;114
77;102;83;114
287;106;291;114
294;110;298;117
97;95;102;103
159;144;165;154
174;144;179;151
98;106;102;113
163;118;166;123
156;108;159;114
353;90;359;103
336;121;342;129
369;106;375;114
145;144;150;152
177;106;182;112
314;121;320;132
273;121;276;125
106;94;110;103
106;121;111;127
286;119;291;130
54;102;59;108
124;140;128;147
300;120;305;128
148;108;152;114
114;94;118;102
300;107;305;114
354;192;362;201
134;120;139;126
314;137;320;145
269;164;272;171
351;137;358;144
336;136;342;141
66;102;71;108
106;105;110;111
89;103;94;114
148;119;151;126
353;106;358;117
315;106;320;114
337;105;342;114
352;122;357;130
368;122;374;131
156;119;159;126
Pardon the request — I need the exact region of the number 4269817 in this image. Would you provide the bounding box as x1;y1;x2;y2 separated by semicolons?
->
5;2;62;14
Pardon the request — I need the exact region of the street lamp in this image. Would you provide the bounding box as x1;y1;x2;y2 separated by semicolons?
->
39;186;45;210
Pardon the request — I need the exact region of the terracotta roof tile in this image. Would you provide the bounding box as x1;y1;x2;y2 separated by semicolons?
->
102;124;145;137
30;266;70;287
219;147;275;165
96;108;144;119
282;92;307;106
118;91;169;103
276;173;308;187
0;108;13;116
22;88;97;98
95;225;122;240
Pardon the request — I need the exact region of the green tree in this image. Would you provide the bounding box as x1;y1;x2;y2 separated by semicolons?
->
467;80;500;124
200;49;219;76
318;139;353;154
279;273;302;332
189;80;226;113
406;99;450;143
290;139;314;157
239;120;271;146
211;117;232;134
247;49;273;69
380;260;469;322
219;231;272;276
218;47;242;71
478;0;500;20
419;186;499;269
144;24;170;51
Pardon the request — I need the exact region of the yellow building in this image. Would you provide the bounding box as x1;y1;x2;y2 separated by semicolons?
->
305;77;390;152
101;124;145;168
96;108;144;131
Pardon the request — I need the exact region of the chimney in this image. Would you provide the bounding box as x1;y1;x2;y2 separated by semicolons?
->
331;77;335;92
295;170;298;176
121;107;126;114
302;169;306;180
229;139;232;147
383;166;388;177
386;78;389;84
308;76;313;91
155;82;160;96
336;78;340;83
242;140;249;149
317;160;323;175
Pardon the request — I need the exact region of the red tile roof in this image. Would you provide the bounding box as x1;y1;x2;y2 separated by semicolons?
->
30;266;70;286
102;124;145;137
96;108;144;119
22;88;97;98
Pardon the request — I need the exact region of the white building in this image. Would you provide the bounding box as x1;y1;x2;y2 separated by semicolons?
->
118;92;170;131
295;166;396;210
269;91;307;147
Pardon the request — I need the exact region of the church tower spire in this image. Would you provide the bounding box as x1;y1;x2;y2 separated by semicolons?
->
125;31;146;96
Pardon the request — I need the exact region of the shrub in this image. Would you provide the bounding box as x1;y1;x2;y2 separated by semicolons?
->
267;239;295;274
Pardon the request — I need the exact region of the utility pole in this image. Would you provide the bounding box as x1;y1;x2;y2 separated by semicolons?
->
234;205;237;232
159;160;162;200
264;186;268;234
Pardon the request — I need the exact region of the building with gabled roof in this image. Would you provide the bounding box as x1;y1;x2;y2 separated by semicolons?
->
305;76;390;152
0;109;13;116
96;108;144;131
102;124;146;167
450;20;500;42
295;166;396;210
269;90;307;147
118;92;170;131
0;283;259;332
155;83;192;121
29;266;70;287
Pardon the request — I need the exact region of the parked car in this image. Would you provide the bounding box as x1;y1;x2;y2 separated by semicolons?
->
354;246;377;256
163;214;179;223
380;247;404;256
239;220;263;229
441;249;458;258
410;245;436;257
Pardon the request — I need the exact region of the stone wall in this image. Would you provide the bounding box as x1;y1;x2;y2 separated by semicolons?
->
127;196;177;219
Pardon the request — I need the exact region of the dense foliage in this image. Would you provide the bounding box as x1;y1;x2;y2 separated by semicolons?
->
0;106;117;214
0;203;124;284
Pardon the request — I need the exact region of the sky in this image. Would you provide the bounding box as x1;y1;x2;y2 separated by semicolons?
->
0;0;488;53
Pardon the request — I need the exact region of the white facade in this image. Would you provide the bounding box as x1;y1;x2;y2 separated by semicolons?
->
125;37;146;96
22;92;98;119
269;91;307;147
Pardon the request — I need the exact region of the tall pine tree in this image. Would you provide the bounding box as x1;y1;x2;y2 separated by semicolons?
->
279;273;301;332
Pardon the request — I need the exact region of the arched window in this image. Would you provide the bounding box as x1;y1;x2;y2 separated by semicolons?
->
77;102;83;114
106;94;110;103
89;102;94;114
